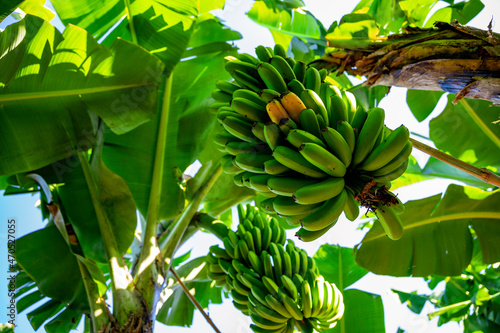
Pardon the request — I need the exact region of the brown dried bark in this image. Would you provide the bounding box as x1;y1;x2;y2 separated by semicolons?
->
315;20;500;105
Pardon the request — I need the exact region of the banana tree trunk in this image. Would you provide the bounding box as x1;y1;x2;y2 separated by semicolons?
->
317;20;500;105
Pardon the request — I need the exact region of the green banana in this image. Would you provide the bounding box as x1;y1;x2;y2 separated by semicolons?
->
264;122;283;151
263;158;291;175
225;58;260;78
262;251;275;281
329;95;349;126
286;57;296;68
251;284;271;307
265;294;293;319
267;177;317;197
225;141;268;155
252;303;289;324
299;108;322;138
337;121;356;153
217;107;254;124
301;280;313;318
233;89;268;108
352;107;385;166
293;177;345;205
234;153;273;173
372;140;413;176
258;62;288;93
287;78;306;96
232;69;265;91
222;157;243;174
298;249;309;276
260;198;276;214
222;116;257;143
304;67;321;93
310;277;325;317
342;91;357;122
273;146;327;178
279;118;297;136
321;126;352;167
274;44;287;58
259;88;281;103
292;61;306;83
252;226;263;254
249;174;273;192
231;289;249;305
215;80;240;94
248;250;264;276
285;212;312;227
212;89;233;103
358;125;410;171
273;196;324;216
344;189;359;221
233;173;245;187
280;291;303;321
262;275;280;298
262;224;272;250
255;45;273;62
251;122;266;142
350;106;367;134
245;231;256;254
300;190;347;231
375;202;404;240
238;239;250;263
270;219;282;244
214;132;240;146
236;52;261;65
299;142;347;177
286;128;327;150
296;220;336;241
231;97;268;122
300;89;329;126
373;159;409;183
282;251;293;278
210;245;231;260
271;55;296;82
316;114;327;130
281;275;298;299
250;313;287;330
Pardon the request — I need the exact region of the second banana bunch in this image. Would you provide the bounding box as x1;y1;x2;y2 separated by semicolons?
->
206;204;344;333
212;44;412;241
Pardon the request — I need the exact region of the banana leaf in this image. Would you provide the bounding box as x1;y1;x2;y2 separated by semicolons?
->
355;184;500;277
429;96;500;170
0;15;164;175
101;15;242;220
0;0;23;22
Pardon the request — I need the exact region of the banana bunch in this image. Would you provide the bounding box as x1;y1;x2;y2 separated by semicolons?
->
206;204;344;333
212;44;412;241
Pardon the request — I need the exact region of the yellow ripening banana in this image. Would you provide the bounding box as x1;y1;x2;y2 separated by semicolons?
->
280;91;306;123
266;99;290;125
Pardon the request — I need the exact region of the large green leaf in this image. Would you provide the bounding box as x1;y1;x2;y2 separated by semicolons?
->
51;0;202;77
0;15;164;175
247;1;325;41
15;226;88;330
0;0;23;22
314;244;369;290
19;0;55;21
327;289;385;333
102;15;241;220
353;0;407;34
406;89;444;122
156;257;223;327
398;0;438;27
429;96;500;170
424;0;485;28
355;184;500;277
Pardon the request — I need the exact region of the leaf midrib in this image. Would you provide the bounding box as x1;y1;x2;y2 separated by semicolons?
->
0;83;157;102
363;211;498;242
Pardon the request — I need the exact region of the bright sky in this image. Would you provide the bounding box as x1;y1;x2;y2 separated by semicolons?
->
1;0;499;332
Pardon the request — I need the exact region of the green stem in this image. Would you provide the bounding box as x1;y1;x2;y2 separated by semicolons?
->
133;75;173;313
77;151;144;326
124;0;137;44
76;258;109;332
160;165;223;263
169;266;221;333
409;137;500;187
193;213;229;241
